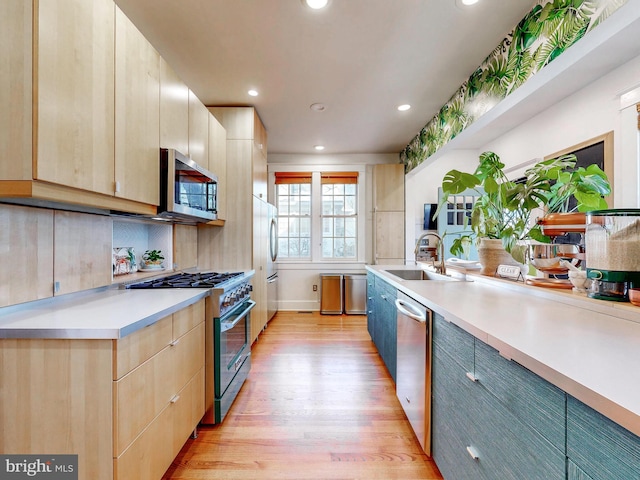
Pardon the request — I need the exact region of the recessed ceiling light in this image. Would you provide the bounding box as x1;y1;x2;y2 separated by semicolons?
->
314;145;325;151
303;0;329;9
310;103;326;112
397;104;411;111
461;0;479;5
248;89;259;97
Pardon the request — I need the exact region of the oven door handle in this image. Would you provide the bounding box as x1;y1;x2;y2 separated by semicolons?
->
221;300;256;332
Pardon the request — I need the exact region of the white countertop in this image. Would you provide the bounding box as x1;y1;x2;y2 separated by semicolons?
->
0;287;210;339
367;264;640;438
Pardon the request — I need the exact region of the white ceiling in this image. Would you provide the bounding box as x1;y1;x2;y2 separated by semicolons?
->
115;0;536;155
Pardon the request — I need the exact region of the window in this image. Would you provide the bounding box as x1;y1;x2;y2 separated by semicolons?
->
275;172;311;259
275;171;359;261
321;173;358;259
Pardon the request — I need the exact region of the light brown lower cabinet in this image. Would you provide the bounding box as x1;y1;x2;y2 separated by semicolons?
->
0;299;205;480
113;300;205;480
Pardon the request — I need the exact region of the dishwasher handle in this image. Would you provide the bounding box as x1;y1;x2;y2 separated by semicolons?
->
395;299;427;323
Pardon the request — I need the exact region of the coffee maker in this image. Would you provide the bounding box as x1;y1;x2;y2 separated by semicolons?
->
532;213;586;275
585;209;640;301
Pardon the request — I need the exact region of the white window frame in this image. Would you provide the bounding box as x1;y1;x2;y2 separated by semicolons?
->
271;166;366;264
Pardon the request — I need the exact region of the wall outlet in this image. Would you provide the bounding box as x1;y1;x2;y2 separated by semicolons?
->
312;284;318;291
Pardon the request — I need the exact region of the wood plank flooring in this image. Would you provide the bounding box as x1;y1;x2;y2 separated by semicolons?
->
163;311;443;480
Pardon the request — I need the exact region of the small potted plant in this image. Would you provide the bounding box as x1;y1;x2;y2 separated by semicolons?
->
435;151;610;274
142;249;165;270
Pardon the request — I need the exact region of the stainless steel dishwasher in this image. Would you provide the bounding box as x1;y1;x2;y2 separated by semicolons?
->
395;290;432;454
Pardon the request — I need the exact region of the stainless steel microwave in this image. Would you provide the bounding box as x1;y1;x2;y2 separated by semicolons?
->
159;148;218;223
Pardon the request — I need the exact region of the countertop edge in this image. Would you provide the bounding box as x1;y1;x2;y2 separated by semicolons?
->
0;289;210;340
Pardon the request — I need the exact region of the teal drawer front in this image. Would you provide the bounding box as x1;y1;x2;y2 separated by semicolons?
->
433;347;480;480
466;383;565;480
567;396;640;480
474;340;566;452
568;459;595;480
433;313;474;374
433;346;565;480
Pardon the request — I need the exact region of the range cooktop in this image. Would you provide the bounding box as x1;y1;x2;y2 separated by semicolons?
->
126;271;244;289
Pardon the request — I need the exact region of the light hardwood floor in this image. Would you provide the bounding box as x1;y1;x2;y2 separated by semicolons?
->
163;311;443;480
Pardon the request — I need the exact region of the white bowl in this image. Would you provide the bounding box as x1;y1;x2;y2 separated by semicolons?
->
568;271;588;290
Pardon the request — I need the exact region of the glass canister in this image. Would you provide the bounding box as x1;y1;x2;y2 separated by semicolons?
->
585;209;640;300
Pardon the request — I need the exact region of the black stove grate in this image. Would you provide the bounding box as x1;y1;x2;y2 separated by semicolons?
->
127;272;244;289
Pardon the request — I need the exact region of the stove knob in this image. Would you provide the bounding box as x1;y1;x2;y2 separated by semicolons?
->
223;295;232;307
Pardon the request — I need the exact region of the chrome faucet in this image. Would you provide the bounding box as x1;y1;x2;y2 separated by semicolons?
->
414;232;446;275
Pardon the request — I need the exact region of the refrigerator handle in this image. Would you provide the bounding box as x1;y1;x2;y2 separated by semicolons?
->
270;218;278;262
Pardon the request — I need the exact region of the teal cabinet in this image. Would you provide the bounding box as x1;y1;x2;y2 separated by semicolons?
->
567;395;640;480
366;272;377;344
568;460;595;480
474;340;565;452
432;313;565;480
366;273;397;382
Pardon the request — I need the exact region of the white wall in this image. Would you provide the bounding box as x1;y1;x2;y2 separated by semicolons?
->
404;53;640;263
268;153;397;311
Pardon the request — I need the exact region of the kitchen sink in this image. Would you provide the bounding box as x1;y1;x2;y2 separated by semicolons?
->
383;269;458;281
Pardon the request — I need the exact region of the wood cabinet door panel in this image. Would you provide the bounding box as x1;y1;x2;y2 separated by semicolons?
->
36;0;115;195
114;402;174;480
114;316;173;380
208;112;227;219
0;0;32;180
172;322;205;393
172;367;205;456
0;204;53;306
160;58;189;154
188;90;209;169
375;211;405;261
209;106;254;140
53;211;112;295
0;338;113;480
374;164;404;211
114;344;174;455
172;298;205;340
115;7;160;205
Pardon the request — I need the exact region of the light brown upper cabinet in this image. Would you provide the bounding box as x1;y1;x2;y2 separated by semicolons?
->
188;90;210;170
209;107;267;200
0;0;155;215
115;6;160;206
208;113;227;220
160;58;189;155
374;164;405;211
373;164;405;264
35;0;115;196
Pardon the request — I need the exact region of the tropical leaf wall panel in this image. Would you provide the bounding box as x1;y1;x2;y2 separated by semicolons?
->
400;0;629;173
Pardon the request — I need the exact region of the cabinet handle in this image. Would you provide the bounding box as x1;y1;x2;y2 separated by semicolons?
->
170;339;180;347
466;372;478;382
170;395;180;404
466;446;479;460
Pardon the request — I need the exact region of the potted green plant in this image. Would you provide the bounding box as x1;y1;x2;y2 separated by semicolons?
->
435;151;610;272
142;249;165;269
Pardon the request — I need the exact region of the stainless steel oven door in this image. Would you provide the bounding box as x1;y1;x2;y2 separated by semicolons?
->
215;299;255;397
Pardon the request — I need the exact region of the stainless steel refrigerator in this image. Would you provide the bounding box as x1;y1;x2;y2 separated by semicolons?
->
266;203;278;321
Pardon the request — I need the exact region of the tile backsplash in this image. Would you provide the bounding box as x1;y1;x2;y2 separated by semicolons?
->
113;220;172;272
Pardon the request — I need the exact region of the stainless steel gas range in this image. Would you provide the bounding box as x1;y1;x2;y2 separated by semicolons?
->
127;270;255;424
